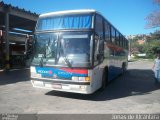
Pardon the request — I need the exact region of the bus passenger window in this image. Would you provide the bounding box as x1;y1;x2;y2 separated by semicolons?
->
94;35;99;65
94;35;104;66
116;31;120;46
105;22;110;42
95;15;103;39
111;27;116;43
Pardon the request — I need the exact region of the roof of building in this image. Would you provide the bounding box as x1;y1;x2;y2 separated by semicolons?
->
0;1;38;16
0;1;39;32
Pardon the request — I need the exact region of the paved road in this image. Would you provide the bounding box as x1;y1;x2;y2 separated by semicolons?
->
0;60;160;114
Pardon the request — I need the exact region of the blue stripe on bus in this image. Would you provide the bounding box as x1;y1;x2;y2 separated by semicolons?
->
35;67;88;79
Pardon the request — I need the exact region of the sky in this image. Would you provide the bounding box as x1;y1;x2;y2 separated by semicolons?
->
2;0;159;36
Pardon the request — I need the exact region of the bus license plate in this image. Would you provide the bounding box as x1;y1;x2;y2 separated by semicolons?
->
52;84;62;89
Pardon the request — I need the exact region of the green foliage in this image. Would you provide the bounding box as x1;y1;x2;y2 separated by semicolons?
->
130;30;160;59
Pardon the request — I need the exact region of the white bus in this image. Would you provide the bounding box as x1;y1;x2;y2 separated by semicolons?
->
30;9;128;94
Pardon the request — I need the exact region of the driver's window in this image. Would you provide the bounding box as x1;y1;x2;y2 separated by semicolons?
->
94;35;99;66
94;14;104;66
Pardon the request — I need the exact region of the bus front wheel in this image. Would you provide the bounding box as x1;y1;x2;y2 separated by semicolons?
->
100;68;108;91
122;63;127;74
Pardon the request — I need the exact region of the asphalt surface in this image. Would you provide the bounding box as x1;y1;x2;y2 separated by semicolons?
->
0;60;160;114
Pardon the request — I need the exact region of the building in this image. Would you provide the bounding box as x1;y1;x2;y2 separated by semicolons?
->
0;1;39;69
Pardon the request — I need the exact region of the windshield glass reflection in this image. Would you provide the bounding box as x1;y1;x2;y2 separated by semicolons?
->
32;32;91;68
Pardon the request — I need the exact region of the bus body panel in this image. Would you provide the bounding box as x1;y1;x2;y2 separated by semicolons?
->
30;65;104;94
89;66;103;92
30;66;94;94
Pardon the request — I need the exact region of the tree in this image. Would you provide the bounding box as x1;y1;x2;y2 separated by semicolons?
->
145;0;160;28
144;31;160;58
130;31;160;59
154;0;160;4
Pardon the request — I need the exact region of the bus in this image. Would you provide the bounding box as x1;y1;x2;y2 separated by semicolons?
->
30;9;128;94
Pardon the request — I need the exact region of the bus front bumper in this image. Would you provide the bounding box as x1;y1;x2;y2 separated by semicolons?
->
31;78;93;94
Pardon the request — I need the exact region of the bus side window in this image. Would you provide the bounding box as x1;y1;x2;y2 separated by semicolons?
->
111;27;116;43
120;35;123;47
95;14;103;40
116;31;119;46
104;21;110;42
94;35;99;65
94;36;104;65
94;14;104;65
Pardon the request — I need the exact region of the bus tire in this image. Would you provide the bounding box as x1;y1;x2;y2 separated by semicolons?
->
100;68;108;91
122;63;126;74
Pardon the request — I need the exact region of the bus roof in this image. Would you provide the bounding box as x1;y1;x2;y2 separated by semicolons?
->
40;9;96;17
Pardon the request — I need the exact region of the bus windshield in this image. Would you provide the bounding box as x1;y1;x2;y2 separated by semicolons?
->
32;32;91;68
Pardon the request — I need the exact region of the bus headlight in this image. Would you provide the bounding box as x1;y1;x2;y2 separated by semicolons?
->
72;76;79;81
79;77;85;81
72;76;90;81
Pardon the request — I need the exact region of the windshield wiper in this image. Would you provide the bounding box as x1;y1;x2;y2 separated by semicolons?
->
39;48;46;67
63;55;72;68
